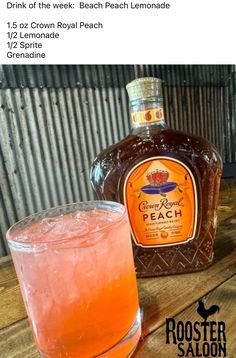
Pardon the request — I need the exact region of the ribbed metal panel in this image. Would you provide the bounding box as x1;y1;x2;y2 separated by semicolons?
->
0;65;236;256
0;65;233;89
163;85;226;159
0;65;136;89
0;86;130;255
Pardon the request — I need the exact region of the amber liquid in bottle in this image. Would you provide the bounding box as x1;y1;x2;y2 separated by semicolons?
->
91;78;222;277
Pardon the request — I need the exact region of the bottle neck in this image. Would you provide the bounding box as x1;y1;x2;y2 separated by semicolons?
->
129;96;167;131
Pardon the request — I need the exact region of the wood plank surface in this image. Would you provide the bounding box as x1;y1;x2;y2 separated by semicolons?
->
0;256;26;330
1;212;236;357
0;180;235;357
0;319;37;358
134;274;236;358
138;212;236;336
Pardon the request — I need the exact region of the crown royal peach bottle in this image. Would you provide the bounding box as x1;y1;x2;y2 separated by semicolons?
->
91;77;222;277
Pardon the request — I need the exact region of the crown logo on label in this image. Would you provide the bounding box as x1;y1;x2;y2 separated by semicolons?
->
146;170;169;186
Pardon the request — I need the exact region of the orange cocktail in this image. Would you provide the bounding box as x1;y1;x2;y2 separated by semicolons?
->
7;201;141;358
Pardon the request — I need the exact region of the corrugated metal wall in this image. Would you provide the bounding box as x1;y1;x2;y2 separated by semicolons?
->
0;65;236;256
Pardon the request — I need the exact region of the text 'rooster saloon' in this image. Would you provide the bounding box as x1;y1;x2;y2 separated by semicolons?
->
165;300;227;357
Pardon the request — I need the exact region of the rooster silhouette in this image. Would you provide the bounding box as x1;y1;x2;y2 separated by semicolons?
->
197;300;220;321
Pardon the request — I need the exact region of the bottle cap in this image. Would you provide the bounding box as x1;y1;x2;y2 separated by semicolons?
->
126;77;163;101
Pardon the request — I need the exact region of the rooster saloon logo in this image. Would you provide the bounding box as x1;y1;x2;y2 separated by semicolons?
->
165;300;227;357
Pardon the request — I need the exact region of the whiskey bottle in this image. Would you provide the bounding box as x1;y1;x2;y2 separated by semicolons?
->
90;77;222;277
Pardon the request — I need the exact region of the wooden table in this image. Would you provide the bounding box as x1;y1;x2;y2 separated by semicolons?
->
0;180;236;358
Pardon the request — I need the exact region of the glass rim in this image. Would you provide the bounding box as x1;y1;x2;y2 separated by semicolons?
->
6;200;127;250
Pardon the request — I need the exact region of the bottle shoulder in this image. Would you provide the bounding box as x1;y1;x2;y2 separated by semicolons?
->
94;128;221;165
91;128;222;189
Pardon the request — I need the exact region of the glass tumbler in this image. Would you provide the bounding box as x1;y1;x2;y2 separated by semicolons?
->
7;201;141;358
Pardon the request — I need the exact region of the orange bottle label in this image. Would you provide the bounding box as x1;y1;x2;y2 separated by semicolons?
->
131;107;164;126
123;157;198;247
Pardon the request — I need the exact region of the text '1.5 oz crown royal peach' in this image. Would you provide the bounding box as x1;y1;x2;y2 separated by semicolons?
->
90;77;222;277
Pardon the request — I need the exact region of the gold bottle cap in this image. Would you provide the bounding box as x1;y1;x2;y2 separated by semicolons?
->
126;77;163;101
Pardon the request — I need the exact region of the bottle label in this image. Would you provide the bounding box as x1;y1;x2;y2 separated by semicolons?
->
123;156;198;247
131;107;164;126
